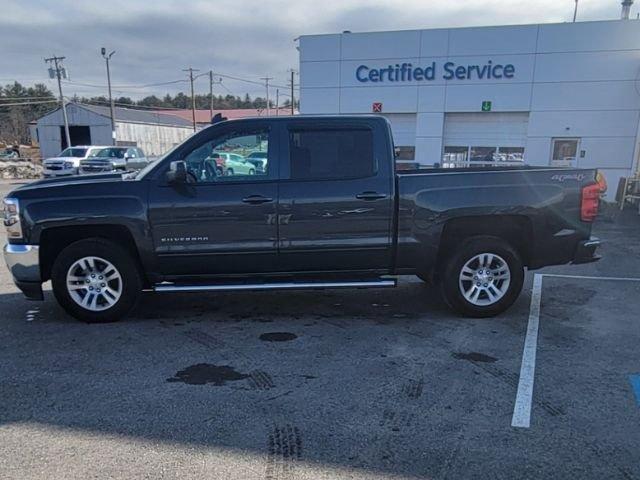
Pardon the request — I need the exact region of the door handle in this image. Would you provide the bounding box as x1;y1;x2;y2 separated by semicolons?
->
242;195;273;205
356;191;387;201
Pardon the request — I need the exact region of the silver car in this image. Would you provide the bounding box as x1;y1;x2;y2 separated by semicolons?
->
80;147;148;174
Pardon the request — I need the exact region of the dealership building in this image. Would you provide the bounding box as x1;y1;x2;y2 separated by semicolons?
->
298;18;640;199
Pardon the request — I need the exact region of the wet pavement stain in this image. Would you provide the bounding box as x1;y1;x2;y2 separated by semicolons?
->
452;352;498;363
260;332;298;342
167;363;249;385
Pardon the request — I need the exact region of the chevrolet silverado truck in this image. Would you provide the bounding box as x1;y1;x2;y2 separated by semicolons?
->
3;116;601;323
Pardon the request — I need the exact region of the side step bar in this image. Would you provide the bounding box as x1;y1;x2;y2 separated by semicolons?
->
153;278;397;293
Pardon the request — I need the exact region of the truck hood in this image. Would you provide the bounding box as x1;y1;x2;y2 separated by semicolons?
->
12;172;125;192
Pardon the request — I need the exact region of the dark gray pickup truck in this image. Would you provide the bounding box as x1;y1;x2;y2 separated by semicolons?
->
3;116;601;323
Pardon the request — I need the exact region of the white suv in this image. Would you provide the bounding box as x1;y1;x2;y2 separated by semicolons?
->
42;146;110;177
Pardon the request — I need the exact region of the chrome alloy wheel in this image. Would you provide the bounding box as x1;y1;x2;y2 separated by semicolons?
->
66;256;123;311
458;253;511;306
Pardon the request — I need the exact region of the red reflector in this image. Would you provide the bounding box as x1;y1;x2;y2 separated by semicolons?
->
581;183;600;222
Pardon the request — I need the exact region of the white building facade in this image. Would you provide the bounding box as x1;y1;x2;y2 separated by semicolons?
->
299;19;640;199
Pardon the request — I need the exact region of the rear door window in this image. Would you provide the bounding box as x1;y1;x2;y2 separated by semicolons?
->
288;128;375;180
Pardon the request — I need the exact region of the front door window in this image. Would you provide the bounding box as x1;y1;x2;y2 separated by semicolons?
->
184;130;270;182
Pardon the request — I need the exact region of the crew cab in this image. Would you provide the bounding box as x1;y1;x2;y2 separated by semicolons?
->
3;116;601;323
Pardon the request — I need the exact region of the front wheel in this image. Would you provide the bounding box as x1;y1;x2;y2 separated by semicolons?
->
51;238;142;323
440;236;524;318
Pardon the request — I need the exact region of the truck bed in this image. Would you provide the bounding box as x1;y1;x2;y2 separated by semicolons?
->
395;166;598;273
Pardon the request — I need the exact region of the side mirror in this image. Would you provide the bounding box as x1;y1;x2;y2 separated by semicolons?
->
166;160;187;183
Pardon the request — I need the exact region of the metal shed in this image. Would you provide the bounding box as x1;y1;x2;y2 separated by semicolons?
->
33;103;193;159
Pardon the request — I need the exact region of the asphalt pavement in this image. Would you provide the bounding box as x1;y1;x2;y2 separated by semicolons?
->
1;180;639;480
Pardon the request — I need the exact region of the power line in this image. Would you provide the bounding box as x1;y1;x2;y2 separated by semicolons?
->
0;99;58;107
0;96;57;100
61;79;189;90
78;99;186;111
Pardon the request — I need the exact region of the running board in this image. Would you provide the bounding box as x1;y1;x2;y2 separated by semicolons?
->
153;278;397;293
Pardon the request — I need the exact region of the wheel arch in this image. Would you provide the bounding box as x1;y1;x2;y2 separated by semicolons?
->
39;225;147;285
435;215;533;276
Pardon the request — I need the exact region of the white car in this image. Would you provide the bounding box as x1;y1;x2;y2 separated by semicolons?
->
42;146;110;177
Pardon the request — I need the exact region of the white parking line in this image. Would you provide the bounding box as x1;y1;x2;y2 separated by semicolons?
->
540;273;640;282
511;272;640;429
511;273;543;428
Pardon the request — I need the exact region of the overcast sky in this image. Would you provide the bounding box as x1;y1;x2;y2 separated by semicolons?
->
0;0;632;101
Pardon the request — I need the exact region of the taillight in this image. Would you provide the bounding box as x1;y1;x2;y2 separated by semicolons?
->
581;183;600;222
596;171;607;194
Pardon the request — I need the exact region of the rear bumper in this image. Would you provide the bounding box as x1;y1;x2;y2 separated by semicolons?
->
572;237;602;264
3;244;43;300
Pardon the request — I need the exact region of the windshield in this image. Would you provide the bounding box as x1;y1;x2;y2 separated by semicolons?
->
59;147;88;157
248;152;267;158
93;148;127;159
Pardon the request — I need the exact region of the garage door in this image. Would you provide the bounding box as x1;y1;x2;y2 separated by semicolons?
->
381;113;416;161
442;112;529;167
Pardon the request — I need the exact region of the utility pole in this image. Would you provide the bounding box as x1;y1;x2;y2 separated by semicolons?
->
183;67;199;131
260;76;273;116
206;72;222;121
45;55;71;149
101;48;116;143
288;69;298;115
276;89;279;115
573;0;579;22
209;70;214;121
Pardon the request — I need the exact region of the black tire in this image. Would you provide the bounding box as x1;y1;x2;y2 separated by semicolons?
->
226;168;234;176
51;238;142;323
248;168;255;175
440;236;524;318
216;167;223;176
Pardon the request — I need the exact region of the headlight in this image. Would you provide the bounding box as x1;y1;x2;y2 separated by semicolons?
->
63;161;75;169
3;197;23;239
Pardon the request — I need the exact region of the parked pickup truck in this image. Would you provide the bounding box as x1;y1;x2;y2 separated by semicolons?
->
3;116;601;323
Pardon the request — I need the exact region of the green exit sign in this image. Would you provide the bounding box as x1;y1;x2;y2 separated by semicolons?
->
481;100;492;112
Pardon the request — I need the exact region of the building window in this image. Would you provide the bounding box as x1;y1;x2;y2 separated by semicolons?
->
442;146;469;168
470;146;497;163
442;146;525;168
551;138;579;167
498;146;525;162
394;146;415;161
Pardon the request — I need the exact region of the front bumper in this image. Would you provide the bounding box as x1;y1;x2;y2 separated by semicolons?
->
572;237;602;264
3;244;43;300
42;167;77;177
80;162;115;174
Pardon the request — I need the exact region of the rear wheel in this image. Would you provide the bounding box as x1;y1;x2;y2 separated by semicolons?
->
51;238;142;323
226;168;234;176
440;236;524;318
248;168;256;175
